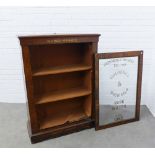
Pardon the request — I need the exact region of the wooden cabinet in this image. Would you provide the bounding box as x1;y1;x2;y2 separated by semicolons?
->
19;34;100;143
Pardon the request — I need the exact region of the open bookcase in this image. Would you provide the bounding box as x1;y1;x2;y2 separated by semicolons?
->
19;34;100;143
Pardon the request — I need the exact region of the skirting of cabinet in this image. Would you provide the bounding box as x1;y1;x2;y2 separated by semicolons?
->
27;119;94;143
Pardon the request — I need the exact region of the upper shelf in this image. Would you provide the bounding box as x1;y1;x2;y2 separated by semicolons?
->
32;64;92;76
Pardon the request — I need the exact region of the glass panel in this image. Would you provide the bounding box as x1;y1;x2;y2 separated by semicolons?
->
99;57;138;126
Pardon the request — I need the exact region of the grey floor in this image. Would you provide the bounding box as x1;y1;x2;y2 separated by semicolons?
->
0;103;155;148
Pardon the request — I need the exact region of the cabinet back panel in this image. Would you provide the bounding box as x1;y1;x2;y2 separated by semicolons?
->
33;72;90;95
29;43;91;71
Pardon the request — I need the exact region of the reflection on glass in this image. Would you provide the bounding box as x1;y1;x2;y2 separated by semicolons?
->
99;57;138;126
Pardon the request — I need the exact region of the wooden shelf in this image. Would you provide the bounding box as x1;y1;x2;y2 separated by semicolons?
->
36;87;91;104
40;108;88;129
33;64;92;76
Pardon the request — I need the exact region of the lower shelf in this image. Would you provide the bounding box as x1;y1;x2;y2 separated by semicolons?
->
40;108;88;130
37;96;92;130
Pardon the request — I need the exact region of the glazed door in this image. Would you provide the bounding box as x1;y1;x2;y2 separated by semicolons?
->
95;51;143;130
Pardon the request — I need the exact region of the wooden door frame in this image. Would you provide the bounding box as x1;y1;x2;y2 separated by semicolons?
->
95;51;143;130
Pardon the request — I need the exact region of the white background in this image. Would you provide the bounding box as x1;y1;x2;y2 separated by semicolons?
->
0;7;155;116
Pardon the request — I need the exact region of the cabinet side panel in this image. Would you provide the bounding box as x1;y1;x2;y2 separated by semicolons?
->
91;42;98;122
21;45;39;133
